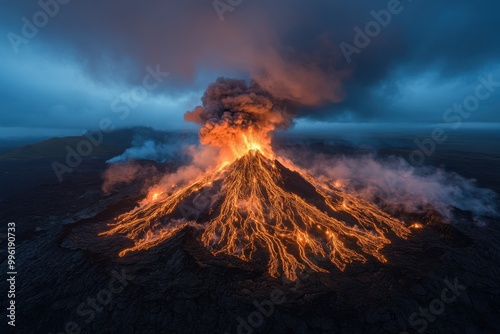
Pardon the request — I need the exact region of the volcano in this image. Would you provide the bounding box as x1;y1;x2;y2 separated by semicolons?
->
101;149;411;280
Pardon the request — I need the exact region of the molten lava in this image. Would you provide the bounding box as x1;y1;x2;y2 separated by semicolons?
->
100;134;411;280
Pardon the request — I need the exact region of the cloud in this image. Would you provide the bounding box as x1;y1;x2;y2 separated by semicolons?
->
2;0;500;131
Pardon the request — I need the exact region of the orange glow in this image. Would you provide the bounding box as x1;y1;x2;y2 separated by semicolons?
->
225;129;274;161
100;148;411;281
151;192;163;201
409;222;424;229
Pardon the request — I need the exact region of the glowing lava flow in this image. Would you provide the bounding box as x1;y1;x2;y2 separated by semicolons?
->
100;141;411;280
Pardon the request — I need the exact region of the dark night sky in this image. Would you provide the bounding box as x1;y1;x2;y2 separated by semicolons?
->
1;0;499;137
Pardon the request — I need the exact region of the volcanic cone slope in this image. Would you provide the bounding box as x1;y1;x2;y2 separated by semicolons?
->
101;150;411;280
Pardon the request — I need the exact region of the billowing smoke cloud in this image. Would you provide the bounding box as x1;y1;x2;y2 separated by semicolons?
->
184;78;291;152
102;129;200;193
282;151;498;224
122;144;222;205
103;140;221;195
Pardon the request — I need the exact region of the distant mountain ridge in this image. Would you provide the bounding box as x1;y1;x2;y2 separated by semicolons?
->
0;127;196;161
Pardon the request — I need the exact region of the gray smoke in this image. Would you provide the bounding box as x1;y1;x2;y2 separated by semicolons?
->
283;151;498;225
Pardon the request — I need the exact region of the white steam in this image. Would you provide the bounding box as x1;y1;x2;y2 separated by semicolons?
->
288;153;498;224
107;140;181;163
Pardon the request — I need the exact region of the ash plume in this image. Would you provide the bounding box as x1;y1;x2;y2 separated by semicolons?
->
184;78;291;152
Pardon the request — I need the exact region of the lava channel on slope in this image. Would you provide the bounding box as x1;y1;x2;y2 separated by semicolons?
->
100;147;412;281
